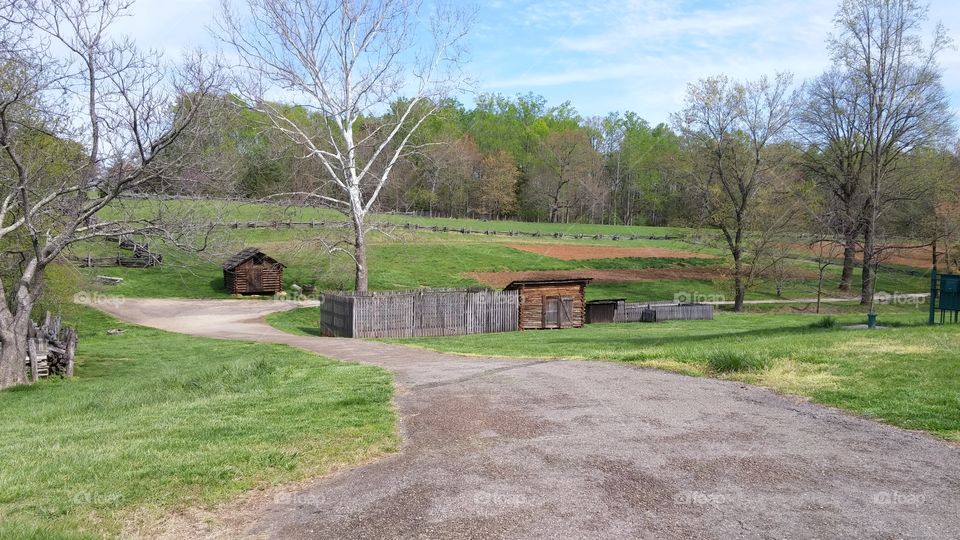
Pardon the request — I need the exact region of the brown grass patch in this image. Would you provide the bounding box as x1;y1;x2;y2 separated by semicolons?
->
794;241;937;269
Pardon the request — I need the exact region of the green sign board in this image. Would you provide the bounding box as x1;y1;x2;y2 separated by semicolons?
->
941;275;960;311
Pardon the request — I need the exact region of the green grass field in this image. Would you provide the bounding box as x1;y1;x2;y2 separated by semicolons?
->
0;307;397;539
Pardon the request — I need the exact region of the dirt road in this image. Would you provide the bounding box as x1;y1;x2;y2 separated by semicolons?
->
95;298;960;539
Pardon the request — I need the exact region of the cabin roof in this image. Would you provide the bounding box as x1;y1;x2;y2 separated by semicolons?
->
222;247;285;270
503;277;592;291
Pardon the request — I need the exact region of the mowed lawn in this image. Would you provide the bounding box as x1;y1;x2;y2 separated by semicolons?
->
0;308;398;539
377;306;960;440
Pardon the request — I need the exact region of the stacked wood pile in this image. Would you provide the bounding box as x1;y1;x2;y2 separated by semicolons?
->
19;313;78;382
321;288;520;338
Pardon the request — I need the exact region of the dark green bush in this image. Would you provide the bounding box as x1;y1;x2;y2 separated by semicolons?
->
707;350;768;373
811;316;839;329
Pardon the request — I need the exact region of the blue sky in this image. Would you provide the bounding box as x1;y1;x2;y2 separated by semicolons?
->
118;0;960;125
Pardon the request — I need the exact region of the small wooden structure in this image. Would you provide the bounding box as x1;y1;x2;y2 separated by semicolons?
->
223;247;285;295
586;299;626;324
504;278;592;330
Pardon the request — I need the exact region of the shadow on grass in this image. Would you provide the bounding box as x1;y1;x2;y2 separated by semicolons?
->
294;326;324;337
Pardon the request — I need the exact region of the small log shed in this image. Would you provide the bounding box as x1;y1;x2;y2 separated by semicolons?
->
504;278;592;330
586;299;626;323
223;248;285;295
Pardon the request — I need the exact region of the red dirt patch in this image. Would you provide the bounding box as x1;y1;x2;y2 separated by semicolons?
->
506;243;716;261
793;241;938;269
464;268;730;288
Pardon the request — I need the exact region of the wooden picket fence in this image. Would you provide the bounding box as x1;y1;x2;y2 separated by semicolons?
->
320;288;520;338
620;302;713;322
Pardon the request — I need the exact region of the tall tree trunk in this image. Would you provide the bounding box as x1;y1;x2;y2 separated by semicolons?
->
0;319;30;390
861;219;875;306
352;214;368;293
839;229;857;292
733;252;745;312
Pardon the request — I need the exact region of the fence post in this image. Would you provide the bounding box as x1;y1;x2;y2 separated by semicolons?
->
27;339;39;382
929;269;937;326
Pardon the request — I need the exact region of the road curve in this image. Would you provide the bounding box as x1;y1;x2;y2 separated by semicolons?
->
94;298;960;539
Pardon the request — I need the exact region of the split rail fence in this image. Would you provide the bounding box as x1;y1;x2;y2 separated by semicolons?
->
320;288;519;338
220;220;678;242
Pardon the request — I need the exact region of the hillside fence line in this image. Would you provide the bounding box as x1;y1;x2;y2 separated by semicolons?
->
213;219;680;242
320;288;520;338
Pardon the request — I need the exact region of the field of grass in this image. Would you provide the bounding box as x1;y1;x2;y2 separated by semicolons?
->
0;307;397;539
366;303;960;441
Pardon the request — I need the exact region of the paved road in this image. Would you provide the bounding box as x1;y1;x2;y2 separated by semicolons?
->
95;298;960;539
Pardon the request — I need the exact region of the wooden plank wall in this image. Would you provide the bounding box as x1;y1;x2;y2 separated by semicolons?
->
226;260;283;294
319;289;519;338
619;302;713;322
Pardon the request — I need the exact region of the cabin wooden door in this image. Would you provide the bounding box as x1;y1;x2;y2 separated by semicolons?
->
543;296;559;328
543;296;574;329
247;266;264;292
559;296;574;328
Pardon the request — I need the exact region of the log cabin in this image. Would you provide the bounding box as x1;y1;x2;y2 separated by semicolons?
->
223;248;285;295
504;278;592;330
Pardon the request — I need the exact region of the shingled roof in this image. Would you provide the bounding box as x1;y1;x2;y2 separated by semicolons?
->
222;248;284;270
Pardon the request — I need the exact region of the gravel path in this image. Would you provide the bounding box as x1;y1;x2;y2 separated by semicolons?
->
94;298;960;539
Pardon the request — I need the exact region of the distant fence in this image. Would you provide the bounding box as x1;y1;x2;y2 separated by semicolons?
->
65;252;162;268
216;220;679;242
320;288;519;338
590;300;713;323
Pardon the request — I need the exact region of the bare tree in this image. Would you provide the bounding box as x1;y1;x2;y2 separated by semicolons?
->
0;0;220;390
829;0;954;311
798;69;870;292
533;130;600;223
217;0;470;292
673;73;800;311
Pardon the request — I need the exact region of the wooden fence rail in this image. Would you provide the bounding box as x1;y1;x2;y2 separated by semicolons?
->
64;253;162;268
216;220;679;242
320;288;519;338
